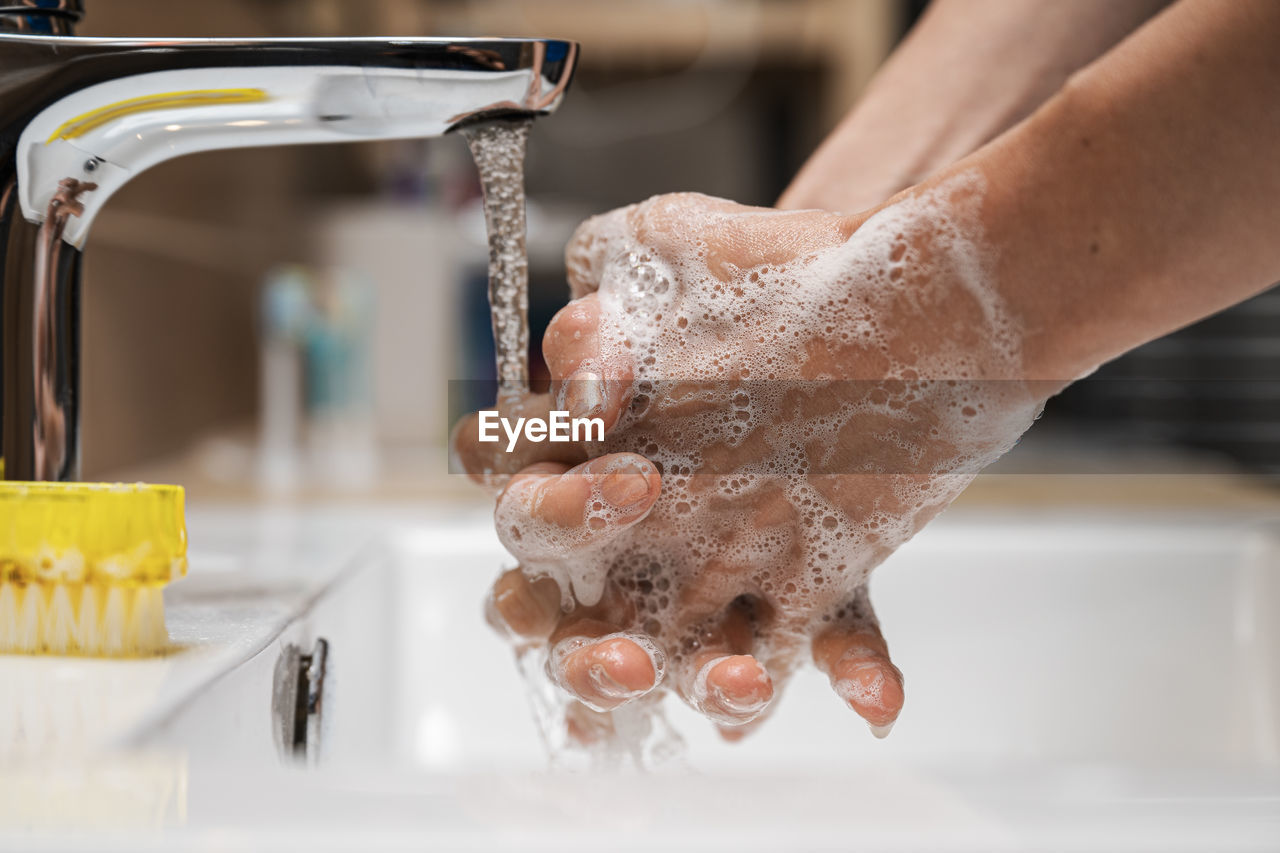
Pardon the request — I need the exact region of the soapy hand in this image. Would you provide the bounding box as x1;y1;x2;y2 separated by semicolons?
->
455;182;1045;739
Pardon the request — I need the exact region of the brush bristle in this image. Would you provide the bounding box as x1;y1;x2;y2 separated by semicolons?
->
0;581;167;657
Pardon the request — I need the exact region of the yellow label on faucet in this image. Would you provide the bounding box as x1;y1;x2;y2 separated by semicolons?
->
46;88;270;143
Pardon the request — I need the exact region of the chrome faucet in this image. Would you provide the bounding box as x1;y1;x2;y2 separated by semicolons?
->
0;1;576;481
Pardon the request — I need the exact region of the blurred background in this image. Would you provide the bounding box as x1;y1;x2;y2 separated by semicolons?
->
75;0;1279;496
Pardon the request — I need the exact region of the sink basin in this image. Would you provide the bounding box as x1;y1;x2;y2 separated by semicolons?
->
2;504;1278;850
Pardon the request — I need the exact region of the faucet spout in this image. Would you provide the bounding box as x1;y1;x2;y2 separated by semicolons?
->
0;35;577;481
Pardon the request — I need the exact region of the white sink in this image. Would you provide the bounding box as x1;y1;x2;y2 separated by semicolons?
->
2;504;1278;851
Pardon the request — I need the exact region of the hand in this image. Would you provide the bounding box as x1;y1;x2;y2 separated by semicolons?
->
457;180;1044;739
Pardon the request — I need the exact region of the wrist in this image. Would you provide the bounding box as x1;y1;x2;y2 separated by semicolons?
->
960;78;1143;386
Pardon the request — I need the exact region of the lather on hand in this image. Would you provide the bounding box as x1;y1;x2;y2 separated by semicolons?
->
456;186;1044;737
455;0;1280;741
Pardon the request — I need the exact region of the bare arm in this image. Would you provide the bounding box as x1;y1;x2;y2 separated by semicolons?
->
935;0;1280;381
779;0;1170;213
454;0;1280;743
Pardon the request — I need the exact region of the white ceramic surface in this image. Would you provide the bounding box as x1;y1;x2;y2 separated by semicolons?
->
2;504;1277;851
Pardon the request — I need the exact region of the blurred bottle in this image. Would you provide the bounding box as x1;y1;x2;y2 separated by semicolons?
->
259;265;378;492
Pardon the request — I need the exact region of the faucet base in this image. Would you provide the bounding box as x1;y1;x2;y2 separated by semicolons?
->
1;175;83;482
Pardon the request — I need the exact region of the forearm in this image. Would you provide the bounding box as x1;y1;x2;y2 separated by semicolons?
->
952;0;1280;382
780;0;1169;213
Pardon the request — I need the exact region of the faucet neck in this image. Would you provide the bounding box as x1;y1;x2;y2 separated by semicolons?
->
0;33;577;483
0;1;82;35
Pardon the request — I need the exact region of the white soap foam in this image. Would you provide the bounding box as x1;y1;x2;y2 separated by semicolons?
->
496;454;659;608
510;173;1044;726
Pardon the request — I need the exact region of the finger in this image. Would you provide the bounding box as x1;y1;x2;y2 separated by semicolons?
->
629;193;859;282
548;601;667;713
678;602;774;727
812;589;905;737
543;294;634;432
494;454;661;564
546;579;667;712
704;207;859;282
692;654;773;727
565;207;632;298
450;392;586;492
485;567;563;640
550;631;665;712
812;628;904;736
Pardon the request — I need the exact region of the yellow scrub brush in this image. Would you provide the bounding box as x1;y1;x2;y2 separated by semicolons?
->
0;482;186;657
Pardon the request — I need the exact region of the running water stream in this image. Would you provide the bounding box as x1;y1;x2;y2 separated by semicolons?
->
462;118;534;402
463;117;685;768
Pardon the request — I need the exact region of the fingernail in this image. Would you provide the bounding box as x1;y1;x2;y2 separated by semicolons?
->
711;659;772;715
562;371;603;420
599;465;651;509
716;687;770;716
869;720;896;739
695;656;772;723
588;662;642;700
